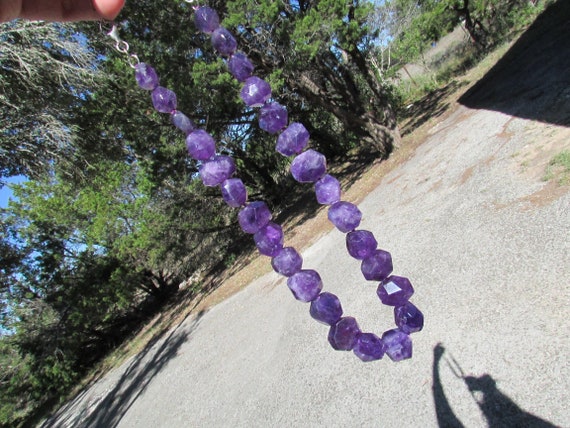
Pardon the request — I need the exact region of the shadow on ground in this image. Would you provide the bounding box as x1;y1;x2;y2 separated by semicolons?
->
41;310;206;428
400;81;467;136
459;0;570;127
432;344;558;428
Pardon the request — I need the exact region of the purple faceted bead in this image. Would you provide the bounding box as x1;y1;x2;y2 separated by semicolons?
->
199;155;236;187
238;201;272;234
221;178;247;208
151;86;177;113
276;123;309;156
315;174;341;205
328;201;362;233
171;111;195;135
271;247;302;277
377;275;414;306
254;222;284;257
290;150;327;183
346;230;378;260
186;129;216;160
194;6;220;33
240;77;271;107
135;63;159;90
353;333;386;362
394;302;424;334
328;317;361;351
212;27;237;56
382;329;412;362
309;292;343;326
361;249;393;281
287;269;323;302
228;52;254;82
259;102;288;134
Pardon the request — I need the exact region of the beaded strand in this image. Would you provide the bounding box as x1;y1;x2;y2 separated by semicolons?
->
123;5;424;362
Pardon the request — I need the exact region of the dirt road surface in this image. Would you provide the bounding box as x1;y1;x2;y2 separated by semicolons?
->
41;3;569;428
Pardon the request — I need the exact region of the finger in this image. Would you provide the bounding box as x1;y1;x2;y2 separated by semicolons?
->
93;0;124;20
16;0;124;22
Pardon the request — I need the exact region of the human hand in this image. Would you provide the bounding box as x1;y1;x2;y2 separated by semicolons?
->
0;0;125;23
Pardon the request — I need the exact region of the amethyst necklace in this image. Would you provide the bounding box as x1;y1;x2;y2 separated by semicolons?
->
105;4;423;362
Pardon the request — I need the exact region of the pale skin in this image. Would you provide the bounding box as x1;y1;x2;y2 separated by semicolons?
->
0;0;125;22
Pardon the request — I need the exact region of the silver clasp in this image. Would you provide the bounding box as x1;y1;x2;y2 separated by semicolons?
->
105;23;129;54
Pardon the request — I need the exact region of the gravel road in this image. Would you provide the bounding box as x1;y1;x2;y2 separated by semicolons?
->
41;105;570;428
41;5;570;427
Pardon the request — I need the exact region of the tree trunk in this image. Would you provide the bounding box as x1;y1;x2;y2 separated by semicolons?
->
452;0;488;49
291;71;398;157
140;269;179;301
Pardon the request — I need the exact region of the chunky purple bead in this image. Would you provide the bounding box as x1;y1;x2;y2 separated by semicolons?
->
151;86;177;113
309;292;343;326
271;247;302;277
254;222;284;257
194;6;220;33
361;249;393;281
346;230;377;260
171;111;195;135
377;275;414;306
315;174;341;205
287;269;323;302
276;123;309;156
221;178;247;208
290;150;327;183
259;102;288;134
394;302;424;334
353;333;386;362
212;27;237;56
328;317;361;351
238;201;272;234
199;155;236;187
381;329;412;362
135;63;159;90
240;77;271;107
328;201;362;233
228;53;254;82
186;129;216;160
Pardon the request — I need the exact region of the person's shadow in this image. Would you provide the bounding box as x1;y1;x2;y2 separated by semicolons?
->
433;344;465;428
433;343;559;428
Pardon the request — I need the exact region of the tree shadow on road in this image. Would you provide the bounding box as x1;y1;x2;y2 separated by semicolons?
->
432;343;558;428
41;309;206;428
400;81;467;136
459;0;570;127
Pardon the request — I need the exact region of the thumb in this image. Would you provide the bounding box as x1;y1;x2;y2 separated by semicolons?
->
93;0;124;20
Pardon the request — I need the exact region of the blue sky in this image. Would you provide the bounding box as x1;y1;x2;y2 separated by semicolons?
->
0;175;27;208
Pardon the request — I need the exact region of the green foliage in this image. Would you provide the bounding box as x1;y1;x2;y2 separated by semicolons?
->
0;21;103;181
0;340;36;425
387;0;458;65
395;74;440;105
543;150;570;185
1;157;210;424
383;0;545;70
